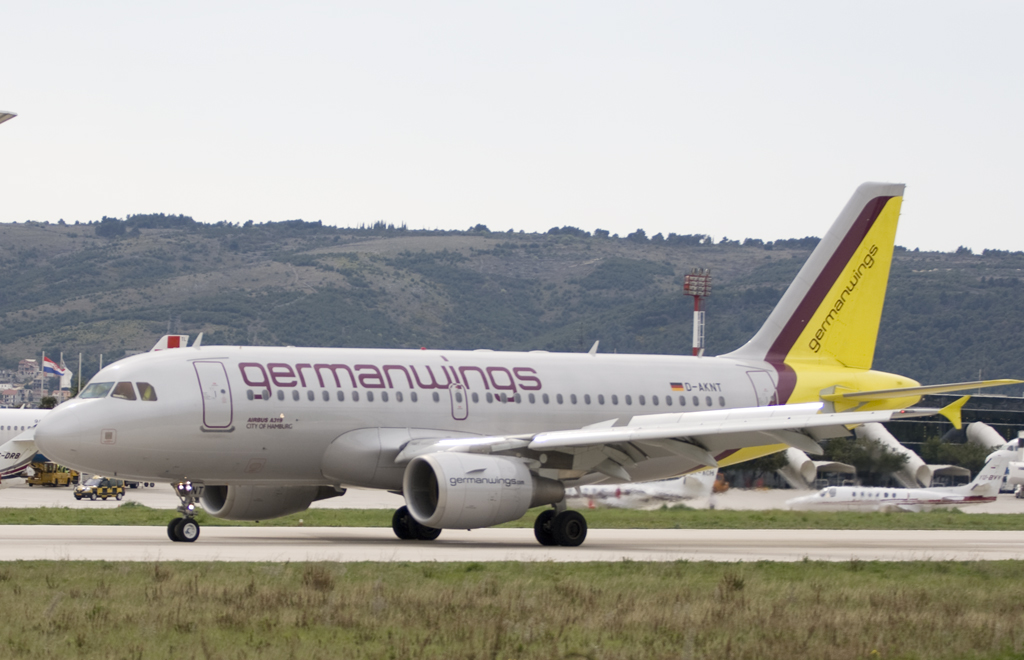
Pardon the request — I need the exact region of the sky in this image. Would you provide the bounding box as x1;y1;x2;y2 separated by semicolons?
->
1;2;1022;252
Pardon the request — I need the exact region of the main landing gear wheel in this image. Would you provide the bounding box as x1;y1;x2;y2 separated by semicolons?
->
533;510;558;546
534;510;588;547
391;506;442;541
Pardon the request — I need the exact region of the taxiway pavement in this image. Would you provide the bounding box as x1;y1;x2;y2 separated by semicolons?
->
3;526;1024;562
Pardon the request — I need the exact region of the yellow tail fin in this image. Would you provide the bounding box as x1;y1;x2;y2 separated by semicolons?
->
725;183;905;402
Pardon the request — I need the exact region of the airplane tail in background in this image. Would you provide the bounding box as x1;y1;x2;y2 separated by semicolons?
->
946;449;1013;498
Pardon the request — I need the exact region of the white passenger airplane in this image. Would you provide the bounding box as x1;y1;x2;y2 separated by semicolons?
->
33;183;1019;545
786;448;1012;512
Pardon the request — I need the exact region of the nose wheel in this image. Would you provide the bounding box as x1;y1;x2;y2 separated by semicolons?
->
167;481;203;543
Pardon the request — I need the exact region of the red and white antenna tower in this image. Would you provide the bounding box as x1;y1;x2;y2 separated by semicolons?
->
683;268;711;356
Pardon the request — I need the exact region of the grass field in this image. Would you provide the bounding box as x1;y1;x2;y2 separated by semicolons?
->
3;560;1023;660
4;502;1024;530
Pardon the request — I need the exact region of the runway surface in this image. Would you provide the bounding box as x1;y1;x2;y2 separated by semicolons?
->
4;525;1024;562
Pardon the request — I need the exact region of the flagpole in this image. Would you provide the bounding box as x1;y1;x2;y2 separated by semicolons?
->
40;350;44;405
78;353;82;393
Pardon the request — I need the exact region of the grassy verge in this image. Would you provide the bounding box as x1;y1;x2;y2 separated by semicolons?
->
3;560;1023;660
4;503;1024;530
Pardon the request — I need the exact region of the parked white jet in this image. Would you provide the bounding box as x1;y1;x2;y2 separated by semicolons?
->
33;183;1019;545
0;408;46;485
786;449;1012;512
571;469;718;509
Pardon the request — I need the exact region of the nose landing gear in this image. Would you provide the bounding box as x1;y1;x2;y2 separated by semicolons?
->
167;481;203;543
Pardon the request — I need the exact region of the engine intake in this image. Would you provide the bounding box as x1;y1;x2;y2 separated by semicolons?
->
201;485;341;521
404;453;564;529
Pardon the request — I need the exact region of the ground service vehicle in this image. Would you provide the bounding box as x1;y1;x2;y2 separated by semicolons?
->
26;461;78;487
74;476;124;501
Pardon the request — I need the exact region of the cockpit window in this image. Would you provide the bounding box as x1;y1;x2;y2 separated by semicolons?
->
80;382;114;399
137;382;158;401
111;382;137;401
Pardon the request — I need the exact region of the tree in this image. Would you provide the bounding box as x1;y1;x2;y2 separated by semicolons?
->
823;437;909;485
722;451;788;479
39;396;57;409
918;437;991;475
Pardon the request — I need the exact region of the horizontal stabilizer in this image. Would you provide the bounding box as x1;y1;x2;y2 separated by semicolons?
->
820;379;1022;403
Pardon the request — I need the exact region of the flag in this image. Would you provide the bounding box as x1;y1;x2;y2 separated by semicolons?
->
42;356;67;378
59;355;74;390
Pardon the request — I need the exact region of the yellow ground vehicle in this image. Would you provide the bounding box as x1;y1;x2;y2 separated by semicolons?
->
74;476;125;501
26;462;79;487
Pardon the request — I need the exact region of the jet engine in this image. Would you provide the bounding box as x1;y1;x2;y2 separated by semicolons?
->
403;453;564;529
200;485;342;521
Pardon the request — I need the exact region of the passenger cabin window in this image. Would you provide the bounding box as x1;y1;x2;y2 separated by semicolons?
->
598;395;605;405
556;394;564;404
584;394;591;405
80;382;114;399
529;393;536;404
137;382;158;401
692;396;699;407
625;395;632;405
111;382;137;401
432;392;440;403
570;394;577;404
718;396;726;407
542;394;549;404
638;395;645;406
611;395;618;405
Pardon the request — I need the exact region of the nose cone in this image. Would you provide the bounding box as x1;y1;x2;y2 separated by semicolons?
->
35;404;84;467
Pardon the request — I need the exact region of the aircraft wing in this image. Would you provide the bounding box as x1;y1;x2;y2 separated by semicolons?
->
394;402;938;482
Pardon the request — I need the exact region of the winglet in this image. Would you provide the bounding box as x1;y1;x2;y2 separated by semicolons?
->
938;396;970;430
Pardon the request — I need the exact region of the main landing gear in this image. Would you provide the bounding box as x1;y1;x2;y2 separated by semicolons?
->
167;481;202;543
391;506;442;541
534;506;588;547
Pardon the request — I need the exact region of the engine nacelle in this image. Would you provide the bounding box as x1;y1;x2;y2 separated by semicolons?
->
200;485;341;521
403;453;564;529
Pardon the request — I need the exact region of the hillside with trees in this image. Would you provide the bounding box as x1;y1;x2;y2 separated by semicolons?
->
1;215;1023;393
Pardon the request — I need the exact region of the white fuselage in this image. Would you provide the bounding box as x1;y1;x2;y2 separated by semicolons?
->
35;345;777;487
786;485;994;512
0;408;46;444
